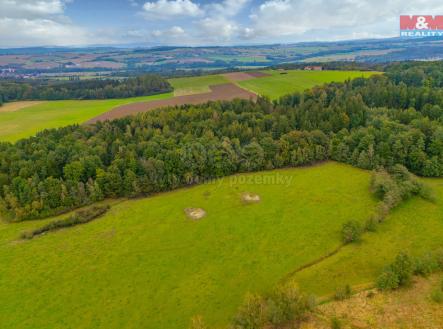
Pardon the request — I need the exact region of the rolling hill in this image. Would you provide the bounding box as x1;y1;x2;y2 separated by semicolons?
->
0;69;378;142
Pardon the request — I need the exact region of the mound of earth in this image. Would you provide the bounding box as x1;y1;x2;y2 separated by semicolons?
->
241;192;261;203
184;208;206;220
86;83;257;124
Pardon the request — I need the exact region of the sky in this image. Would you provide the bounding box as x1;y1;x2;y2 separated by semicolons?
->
0;0;443;47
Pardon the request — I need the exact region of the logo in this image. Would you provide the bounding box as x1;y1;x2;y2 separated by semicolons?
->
400;15;443;37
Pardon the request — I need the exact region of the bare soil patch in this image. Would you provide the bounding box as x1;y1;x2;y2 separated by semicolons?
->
241;192;261;204
0;101;44;113
86;83;257;123
223;71;270;82
184;208;206;220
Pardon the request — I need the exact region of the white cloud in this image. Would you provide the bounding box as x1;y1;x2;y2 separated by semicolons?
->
246;0;443;41
0;0;101;46
0;0;66;18
209;0;250;17
152;26;185;38
198;17;239;42
0;17;93;47
142;0;203;19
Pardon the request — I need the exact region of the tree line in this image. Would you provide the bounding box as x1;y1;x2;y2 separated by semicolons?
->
0;74;172;105
0;62;442;221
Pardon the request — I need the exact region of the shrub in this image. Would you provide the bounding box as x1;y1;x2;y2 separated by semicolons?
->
376;267;400;291
376;252;413;291
370;166;435;224
232;285;314;329
266;284;313;326
365;217;378;232
390;252;414;287
341;220;362;244
232;293;265;329
334;284;352;301
21;205;110;239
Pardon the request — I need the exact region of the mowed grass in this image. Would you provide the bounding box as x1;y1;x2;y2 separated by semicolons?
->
0;162;377;329
291;178;443;296
168;74;229;96
237;70;379;100
0;93;173;142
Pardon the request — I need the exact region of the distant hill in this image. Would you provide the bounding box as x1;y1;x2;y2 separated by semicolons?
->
0;37;441;74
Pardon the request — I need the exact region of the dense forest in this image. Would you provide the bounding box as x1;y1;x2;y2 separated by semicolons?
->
0;74;172;104
0;62;442;221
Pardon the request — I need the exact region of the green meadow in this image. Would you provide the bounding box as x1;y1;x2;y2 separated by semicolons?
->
1;162;440;329
0;162;376;329
168;74;229;96
237;70;378;100
0;92;172;142
292;177;443;296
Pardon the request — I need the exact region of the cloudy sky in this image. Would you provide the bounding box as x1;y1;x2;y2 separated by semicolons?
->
1;0;443;47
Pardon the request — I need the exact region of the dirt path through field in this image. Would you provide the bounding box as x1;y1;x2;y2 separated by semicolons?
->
86;83;257;123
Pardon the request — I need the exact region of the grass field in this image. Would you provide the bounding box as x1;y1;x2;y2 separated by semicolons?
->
291;177;443;296
0;162;377;329
168;74;229;96
0;162;441;329
237;70;378;100
0;93;173;142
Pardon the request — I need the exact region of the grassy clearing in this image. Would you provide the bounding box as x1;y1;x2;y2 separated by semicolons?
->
0;92;173;142
168;74;229;96
237;70;379;100
291;178;443;296
0;162;376;329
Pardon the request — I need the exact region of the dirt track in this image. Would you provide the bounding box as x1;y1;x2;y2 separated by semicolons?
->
86;83;257;123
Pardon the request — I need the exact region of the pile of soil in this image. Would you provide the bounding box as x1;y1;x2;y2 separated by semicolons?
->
241;192;261;203
184;208;206;220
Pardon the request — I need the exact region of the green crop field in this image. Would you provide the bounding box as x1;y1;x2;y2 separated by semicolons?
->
1;162;441;329
168;74;229;96
237;70;379;100
0;93;173;143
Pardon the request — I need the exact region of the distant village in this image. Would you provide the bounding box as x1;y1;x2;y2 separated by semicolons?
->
0;68;39;79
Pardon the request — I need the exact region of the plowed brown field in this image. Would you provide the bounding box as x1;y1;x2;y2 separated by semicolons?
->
86;83;257;123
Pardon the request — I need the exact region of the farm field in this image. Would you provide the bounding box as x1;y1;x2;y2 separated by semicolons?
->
0;93;173;142
168;74;229;96
0;70;379;142
0;162;377;329
237;70;378;99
